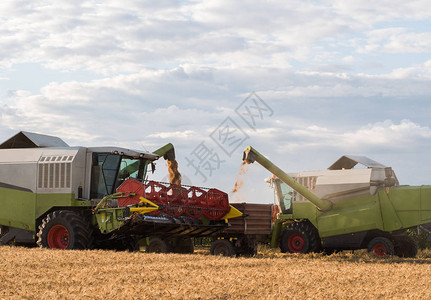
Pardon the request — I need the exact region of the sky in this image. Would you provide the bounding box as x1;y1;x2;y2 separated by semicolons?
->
1;0;431;204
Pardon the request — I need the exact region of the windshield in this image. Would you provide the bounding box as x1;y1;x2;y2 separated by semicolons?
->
274;180;293;214
90;153;148;199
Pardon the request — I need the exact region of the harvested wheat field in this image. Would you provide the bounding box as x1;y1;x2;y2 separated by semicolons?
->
2;246;431;299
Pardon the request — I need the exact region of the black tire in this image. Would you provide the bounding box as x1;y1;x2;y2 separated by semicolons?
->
112;236;141;252
321;248;338;255
367;237;394;257
235;238;257;256
146;237;171;253
210;239;236;257
37;210;93;249
242;246;257;256
174;238;194;254
280;222;320;253
126;236;141;252
394;236;418;258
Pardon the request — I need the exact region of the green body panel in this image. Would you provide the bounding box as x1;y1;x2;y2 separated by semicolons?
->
95;208;126;234
0;187;36;231
270;220;283;248
35;194;90;219
0;187;90;232
383;185;431;230
316;195;382;238
378;189;403;231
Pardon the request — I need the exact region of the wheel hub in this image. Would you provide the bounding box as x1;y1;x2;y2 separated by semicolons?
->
288;233;305;252
372;244;386;257
47;225;70;249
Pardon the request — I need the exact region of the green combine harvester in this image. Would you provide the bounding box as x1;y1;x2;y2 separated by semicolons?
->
0;131;241;252
243;146;431;257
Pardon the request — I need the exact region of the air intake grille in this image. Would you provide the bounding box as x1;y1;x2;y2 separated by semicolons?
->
292;176;317;202
38;155;73;189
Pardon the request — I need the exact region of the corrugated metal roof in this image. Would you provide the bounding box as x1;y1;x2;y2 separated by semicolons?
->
0;131;69;149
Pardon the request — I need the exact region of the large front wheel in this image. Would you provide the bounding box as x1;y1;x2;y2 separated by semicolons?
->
37;210;93;250
280;222;320;253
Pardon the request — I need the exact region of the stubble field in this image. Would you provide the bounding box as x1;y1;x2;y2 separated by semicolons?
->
1;246;431;299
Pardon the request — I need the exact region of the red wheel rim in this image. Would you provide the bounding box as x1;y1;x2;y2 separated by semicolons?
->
47;225;70;249
288;233;305;252
372;244;386;257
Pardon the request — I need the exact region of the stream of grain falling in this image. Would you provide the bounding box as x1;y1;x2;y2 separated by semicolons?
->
167;160;182;185
231;161;251;202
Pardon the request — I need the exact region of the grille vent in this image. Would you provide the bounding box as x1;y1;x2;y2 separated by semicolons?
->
292;176;317;202
38;155;73;189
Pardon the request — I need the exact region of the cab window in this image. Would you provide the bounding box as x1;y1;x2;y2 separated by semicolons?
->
275;181;293;214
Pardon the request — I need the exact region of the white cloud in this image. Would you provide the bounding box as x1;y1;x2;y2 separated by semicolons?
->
1;0;431;201
2;63;431;148
147;130;195;139
0;0;429;81
341;120;431;150
331;0;431;24
357;28;431;54
4;0;428;74
359;59;431;80
268;119;431;157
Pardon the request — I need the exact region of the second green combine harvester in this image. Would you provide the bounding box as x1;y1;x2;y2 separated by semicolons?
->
243;146;431;258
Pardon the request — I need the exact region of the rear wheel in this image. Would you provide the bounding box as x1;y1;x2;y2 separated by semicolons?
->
210;239;236;257
146;237;171;253
37;210;93;249
367;237;394;257
280;222;320;253
394;236;417;258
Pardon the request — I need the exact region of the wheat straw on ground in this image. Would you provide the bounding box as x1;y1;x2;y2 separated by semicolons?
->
1;246;431;299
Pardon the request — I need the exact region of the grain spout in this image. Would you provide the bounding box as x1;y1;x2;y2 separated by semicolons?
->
168;159;182;185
